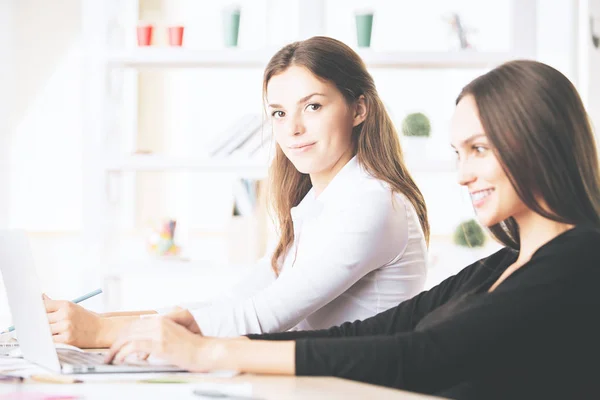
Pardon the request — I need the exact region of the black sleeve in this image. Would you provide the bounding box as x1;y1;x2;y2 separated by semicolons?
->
294;250;599;394
247;249;508;342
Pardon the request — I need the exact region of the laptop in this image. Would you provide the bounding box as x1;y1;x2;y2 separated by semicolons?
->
0;230;185;374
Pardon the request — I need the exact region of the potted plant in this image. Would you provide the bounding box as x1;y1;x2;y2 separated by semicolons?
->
401;112;431;157
453;218;486;248
402;112;431;138
444;218;489;269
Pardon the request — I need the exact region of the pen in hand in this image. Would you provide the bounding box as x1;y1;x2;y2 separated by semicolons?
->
0;288;103;334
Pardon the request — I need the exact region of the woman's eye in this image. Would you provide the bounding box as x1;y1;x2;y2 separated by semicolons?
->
271;110;285;118
306;103;321;111
473;145;487;155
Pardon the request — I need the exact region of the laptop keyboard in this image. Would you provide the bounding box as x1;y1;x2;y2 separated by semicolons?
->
57;349;106;366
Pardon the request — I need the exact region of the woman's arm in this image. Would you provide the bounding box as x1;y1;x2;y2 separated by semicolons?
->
210;339;296;375
246;248;509;342
289;256;599;394
105;316;296;375
191;192;424;337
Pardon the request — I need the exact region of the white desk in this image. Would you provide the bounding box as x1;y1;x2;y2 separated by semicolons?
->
0;375;445;399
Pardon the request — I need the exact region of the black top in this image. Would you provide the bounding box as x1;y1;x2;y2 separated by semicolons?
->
248;225;600;399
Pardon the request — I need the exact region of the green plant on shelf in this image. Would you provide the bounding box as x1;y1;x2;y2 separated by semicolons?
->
402;112;431;137
453;219;486;248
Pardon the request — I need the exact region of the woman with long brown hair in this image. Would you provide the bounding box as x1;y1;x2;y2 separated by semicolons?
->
45;36;429;348
109;60;600;399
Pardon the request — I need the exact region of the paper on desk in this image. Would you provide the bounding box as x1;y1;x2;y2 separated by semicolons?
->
0;358;46;379
0;357;29;369
0;334;18;356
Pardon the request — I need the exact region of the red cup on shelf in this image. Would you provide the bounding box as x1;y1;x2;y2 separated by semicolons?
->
168;26;185;46
136;25;153;46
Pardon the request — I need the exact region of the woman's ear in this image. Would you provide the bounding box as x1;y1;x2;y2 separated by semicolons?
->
353;95;368;127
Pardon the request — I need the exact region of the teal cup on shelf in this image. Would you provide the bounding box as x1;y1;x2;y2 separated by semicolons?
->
355;10;374;48
222;6;241;47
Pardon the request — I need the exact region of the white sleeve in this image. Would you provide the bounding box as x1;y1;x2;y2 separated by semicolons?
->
191;191;409;337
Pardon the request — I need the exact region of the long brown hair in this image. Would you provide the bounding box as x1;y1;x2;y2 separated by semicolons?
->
263;36;430;274
457;60;600;249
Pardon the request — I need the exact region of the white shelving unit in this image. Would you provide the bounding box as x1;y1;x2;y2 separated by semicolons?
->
81;0;538;310
106;47;517;70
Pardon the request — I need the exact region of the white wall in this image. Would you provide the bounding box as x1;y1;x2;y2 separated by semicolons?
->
578;0;600;135
9;0;83;231
0;0;89;328
0;0;15;229
536;0;578;81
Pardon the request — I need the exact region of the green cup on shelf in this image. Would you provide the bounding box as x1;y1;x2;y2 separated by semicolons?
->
222;5;241;47
355;10;374;48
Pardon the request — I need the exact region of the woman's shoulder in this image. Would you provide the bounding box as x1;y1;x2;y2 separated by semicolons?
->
533;224;600;264
327;167;393;207
464;246;517;274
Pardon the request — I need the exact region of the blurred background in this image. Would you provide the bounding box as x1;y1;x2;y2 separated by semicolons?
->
0;0;598;327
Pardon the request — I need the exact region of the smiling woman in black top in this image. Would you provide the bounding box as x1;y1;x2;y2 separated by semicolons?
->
105;60;600;399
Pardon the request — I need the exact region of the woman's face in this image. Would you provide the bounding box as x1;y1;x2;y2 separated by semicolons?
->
450;95;529;227
266;66;366;178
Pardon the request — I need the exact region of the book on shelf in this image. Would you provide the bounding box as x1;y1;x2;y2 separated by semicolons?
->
230;122;273;158
232;178;257;217
207;114;268;158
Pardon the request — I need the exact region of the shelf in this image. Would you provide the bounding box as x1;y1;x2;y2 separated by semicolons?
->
106;48;275;69
106;48;517;70
103;154;269;179
357;50;517;69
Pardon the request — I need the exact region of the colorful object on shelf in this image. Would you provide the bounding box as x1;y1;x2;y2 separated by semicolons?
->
222;5;241;47
168;26;185;46
355;10;374;48
148;219;181;257
136;24;153;46
444;13;475;50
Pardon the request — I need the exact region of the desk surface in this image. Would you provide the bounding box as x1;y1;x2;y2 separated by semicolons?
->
233;375;443;399
0;349;445;399
0;375;443;400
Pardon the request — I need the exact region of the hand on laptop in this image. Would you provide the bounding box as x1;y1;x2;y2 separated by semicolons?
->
104;316;213;372
43;294;105;349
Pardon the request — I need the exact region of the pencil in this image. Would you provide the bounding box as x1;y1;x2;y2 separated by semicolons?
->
1;288;103;334
29;374;83;384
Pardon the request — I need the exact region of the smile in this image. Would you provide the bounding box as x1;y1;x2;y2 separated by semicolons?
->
289;142;316;152
470;188;494;207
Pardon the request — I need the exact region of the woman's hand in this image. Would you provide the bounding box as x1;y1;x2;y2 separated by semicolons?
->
104;317;216;371
44;294;107;348
164;307;201;334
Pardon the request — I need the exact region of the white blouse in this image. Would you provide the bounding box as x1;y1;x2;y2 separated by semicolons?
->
189;156;428;337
